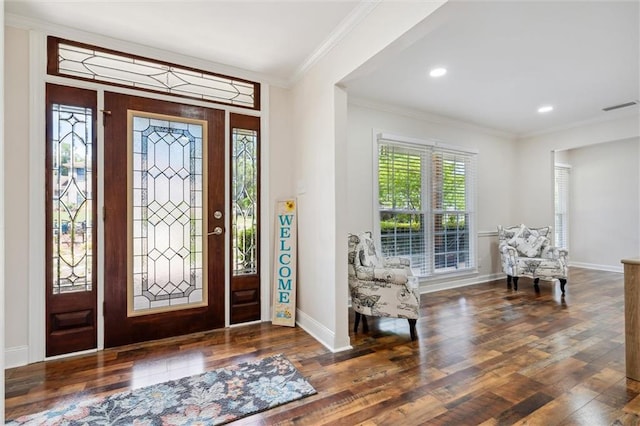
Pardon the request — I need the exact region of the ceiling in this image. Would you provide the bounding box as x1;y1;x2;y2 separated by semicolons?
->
6;1;640;137
343;1;640;137
5;0;364;82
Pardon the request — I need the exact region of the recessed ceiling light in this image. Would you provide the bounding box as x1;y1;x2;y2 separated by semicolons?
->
429;67;447;78
538;105;554;113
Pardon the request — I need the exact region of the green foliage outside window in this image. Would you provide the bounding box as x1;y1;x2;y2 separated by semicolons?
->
378;148;467;228
378;147;422;211
235;226;256;271
439;158;467;212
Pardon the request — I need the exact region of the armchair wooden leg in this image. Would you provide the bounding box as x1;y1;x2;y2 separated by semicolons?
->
559;279;567;295
534;278;540;293
507;275;512;289
408;319;417;341
362;315;369;333
513;277;519;291
354;311;361;333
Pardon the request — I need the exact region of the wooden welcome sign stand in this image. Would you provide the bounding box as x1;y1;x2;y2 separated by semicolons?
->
272;199;297;326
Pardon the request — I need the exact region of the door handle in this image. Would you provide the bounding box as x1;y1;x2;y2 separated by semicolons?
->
208;227;223;236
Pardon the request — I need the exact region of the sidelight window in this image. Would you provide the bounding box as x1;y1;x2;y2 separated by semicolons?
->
231;128;259;275
229;114;261;324
50;103;95;293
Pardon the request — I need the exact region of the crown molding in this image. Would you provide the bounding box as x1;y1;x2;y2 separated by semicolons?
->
518;107;640;140
288;1;380;86
348;96;518;140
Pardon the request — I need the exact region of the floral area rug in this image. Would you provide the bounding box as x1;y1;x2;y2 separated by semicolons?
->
7;354;316;425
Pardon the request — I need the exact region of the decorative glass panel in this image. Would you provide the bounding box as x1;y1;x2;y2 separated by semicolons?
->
52;38;258;109
51;104;93;294
232;128;258;275
129;112;207;315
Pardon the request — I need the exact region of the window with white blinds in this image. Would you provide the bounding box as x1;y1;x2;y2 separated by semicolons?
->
376;134;477;277
554;164;570;249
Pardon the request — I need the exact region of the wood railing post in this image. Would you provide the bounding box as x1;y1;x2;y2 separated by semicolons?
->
623;258;640;381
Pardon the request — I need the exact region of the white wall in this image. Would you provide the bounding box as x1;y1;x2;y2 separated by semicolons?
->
268;86;295;203
267;85;295;318
290;69;342;348
346;100;518;290
517;114;640;227
565;138;640;271
289;1;446;351
518;114;640;271
4;26;30;364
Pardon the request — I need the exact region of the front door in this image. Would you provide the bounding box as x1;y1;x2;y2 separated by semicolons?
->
103;92;225;348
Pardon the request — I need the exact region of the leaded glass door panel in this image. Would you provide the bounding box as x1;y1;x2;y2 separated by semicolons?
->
128;111;207;316
104;93;225;348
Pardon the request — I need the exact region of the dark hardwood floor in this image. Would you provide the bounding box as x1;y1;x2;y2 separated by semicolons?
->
5;268;640;425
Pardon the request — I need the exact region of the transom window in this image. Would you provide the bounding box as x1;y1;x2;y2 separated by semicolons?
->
376;134;477;277
48;37;260;110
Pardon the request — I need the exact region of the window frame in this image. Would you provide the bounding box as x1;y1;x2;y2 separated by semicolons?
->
373;132;478;279
554;163;571;249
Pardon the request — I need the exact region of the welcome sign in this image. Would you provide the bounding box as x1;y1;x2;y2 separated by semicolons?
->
272;199;297;327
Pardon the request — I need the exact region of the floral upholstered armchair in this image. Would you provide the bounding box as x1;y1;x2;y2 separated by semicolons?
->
348;232;420;340
498;224;569;294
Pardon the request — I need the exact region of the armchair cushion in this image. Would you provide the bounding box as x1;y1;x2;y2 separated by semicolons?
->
357;231;384;268
512;234;549;257
506;224;552;258
373;267;408;285
500;224;523;242
383;256;411;268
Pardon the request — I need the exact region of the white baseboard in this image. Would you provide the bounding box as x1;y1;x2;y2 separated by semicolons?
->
420;273;504;294
295;309;352;353
5;345;28;369
569;261;623;274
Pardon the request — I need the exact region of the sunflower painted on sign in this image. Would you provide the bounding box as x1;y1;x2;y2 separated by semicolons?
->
284;200;295;212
